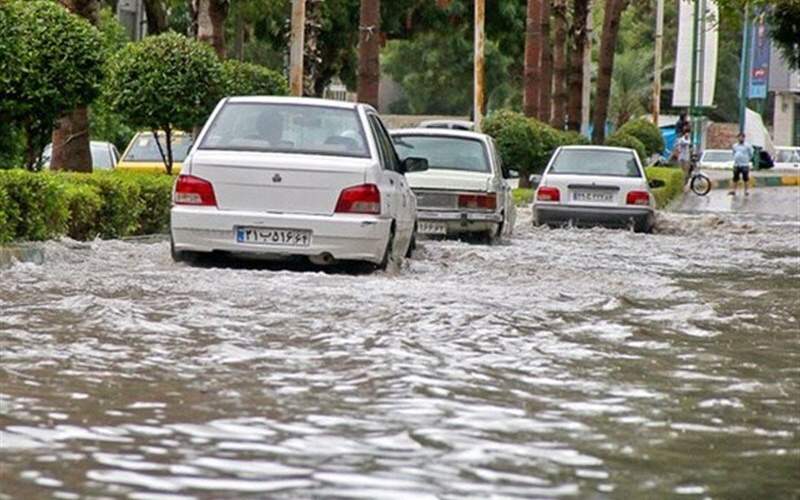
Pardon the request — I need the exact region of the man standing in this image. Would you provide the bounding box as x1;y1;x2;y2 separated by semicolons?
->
676;129;692;186
730;132;754;196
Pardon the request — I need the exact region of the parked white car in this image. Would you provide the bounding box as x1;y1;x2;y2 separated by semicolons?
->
774;147;800;170
699;149;734;170
390;128;515;242
417;119;475;131
533;145;656;233
41;141;120;170
170;97;428;269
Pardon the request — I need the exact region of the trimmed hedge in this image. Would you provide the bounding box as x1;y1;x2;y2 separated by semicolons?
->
605;132;647;165
617;118;665;158
645;166;684;208
0;170;174;243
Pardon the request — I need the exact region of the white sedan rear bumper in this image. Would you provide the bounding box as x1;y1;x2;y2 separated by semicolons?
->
171;206;391;264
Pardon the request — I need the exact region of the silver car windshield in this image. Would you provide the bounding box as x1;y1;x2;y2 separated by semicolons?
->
703;151;732;162
549;149;641;177
393;135;490;173
200;103;370;158
125;134;192;162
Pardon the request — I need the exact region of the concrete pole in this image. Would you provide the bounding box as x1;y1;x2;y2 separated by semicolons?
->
652;0;664;126
580;0;592;136
474;0;486;131
738;3;751;135
289;0;305;97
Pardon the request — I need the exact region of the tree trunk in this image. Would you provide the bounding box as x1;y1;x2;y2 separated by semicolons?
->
143;0;168;35
50;0;99;173
357;0;381;108
592;0;627;144
234;7;245;61
567;0;589;131
539;0;552;123
523;0;543;118
552;0;568;129
197;0;228;58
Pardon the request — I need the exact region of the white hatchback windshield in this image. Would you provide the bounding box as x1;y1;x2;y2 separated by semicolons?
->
549;149;641;177
200;103;369;158
393;135;490;173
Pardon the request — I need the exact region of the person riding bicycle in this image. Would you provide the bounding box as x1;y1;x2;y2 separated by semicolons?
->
730;132;754;196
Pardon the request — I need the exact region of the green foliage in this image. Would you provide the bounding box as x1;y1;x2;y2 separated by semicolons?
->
4;0;104;169
0;170;175;243
558;130;591;147
512;188;534;207
645;166;684;208
605;132;647;164
0;123;24;169
0;1;23;118
483;110;583;176
221;60;289;97
0;170;69;241
105;33;223;171
617;118;665;158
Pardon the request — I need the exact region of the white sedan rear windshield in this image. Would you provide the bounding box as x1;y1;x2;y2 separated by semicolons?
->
549;149;641;177
393;135;490;173
703;151;732;162
200;103;369;158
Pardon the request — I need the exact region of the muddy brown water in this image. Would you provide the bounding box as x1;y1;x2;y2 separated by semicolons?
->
1;209;798;499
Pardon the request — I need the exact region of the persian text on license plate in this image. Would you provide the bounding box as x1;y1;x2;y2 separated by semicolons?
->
418;222;447;235
236;227;311;247
573;191;614;202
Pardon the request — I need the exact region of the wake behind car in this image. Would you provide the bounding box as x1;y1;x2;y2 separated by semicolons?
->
533;145;656;233
170;97;427;269
390;128;515;242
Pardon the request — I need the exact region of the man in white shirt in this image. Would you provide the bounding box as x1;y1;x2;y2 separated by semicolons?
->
730;133;754;196
676;130;692;185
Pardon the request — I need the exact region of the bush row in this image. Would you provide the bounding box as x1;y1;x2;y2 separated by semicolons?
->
0;170;174;243
645;166;684;208
482;110;590;178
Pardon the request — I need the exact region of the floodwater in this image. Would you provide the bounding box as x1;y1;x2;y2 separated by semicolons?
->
1;208;798;499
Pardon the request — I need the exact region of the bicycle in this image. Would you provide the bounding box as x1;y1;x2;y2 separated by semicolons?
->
687;152;712;196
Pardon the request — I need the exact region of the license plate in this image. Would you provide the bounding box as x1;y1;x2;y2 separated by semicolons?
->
573;191;614;203
418;222;447;235
236;227;311;247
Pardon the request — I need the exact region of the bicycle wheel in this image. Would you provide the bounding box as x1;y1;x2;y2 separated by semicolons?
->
690;173;712;196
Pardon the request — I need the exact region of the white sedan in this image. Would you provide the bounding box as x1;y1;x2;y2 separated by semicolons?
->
774;147;800;170
533;145;656;233
170;97;428;269
390;128;515;242
699;149;734;170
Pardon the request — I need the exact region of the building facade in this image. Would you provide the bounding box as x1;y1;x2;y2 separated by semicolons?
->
769;51;800;146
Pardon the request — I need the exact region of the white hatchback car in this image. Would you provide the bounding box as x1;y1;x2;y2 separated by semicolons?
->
533;145;656;233
170;97;428;268
390;128;515;242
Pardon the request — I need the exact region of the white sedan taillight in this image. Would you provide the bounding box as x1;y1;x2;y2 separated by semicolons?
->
174;175;217;206
626;190;650;206
335;184;381;214
536;186;561;202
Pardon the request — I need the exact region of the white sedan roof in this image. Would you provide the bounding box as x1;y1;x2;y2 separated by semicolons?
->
389;127;489;142
558;145;636;155
225;96;366;110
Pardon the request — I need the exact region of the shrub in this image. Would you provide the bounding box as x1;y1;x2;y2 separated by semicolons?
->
122;173;174;235
0;170;69;241
105;33;224;174
483;110;565;179
4;0;104;170
69;173;143;238
645;166;684;208
0;183;13;243
557;130;591;146
62;183;103;240
222;60;289;97
605;132;647;164
617;118;665;158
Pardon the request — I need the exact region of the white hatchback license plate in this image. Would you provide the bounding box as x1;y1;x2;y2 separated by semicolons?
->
236;227;311;247
418;222;447;235
573;191;614;203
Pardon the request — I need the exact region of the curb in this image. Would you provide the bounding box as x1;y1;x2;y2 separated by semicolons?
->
0;245;45;269
711;174;800;190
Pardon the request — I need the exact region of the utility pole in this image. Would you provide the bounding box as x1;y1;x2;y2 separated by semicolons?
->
580;0;592;135
652;0;664;126
357;0;381;108
289;0;305;97
474;0;486;131
738;3;751;134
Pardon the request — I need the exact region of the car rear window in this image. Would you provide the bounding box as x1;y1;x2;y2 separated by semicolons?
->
124;133;192;162
199;102;370;158
393;135;490;173
703;151;732;162
549;149;641;177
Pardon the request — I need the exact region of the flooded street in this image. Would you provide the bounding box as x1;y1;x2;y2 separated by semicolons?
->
1;206;798;498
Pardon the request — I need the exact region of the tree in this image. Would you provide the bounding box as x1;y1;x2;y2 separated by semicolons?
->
523;0;543;118
3;0;104;170
196;0;229;58
357;0;381;107
552;0;568;129
50;0;102;173
105;33;223;174
766;1;800;69
566;0;589;131
609;49;650;127
592;0;628;144
539;0;552;123
221;60;289;97
142;0;169;34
